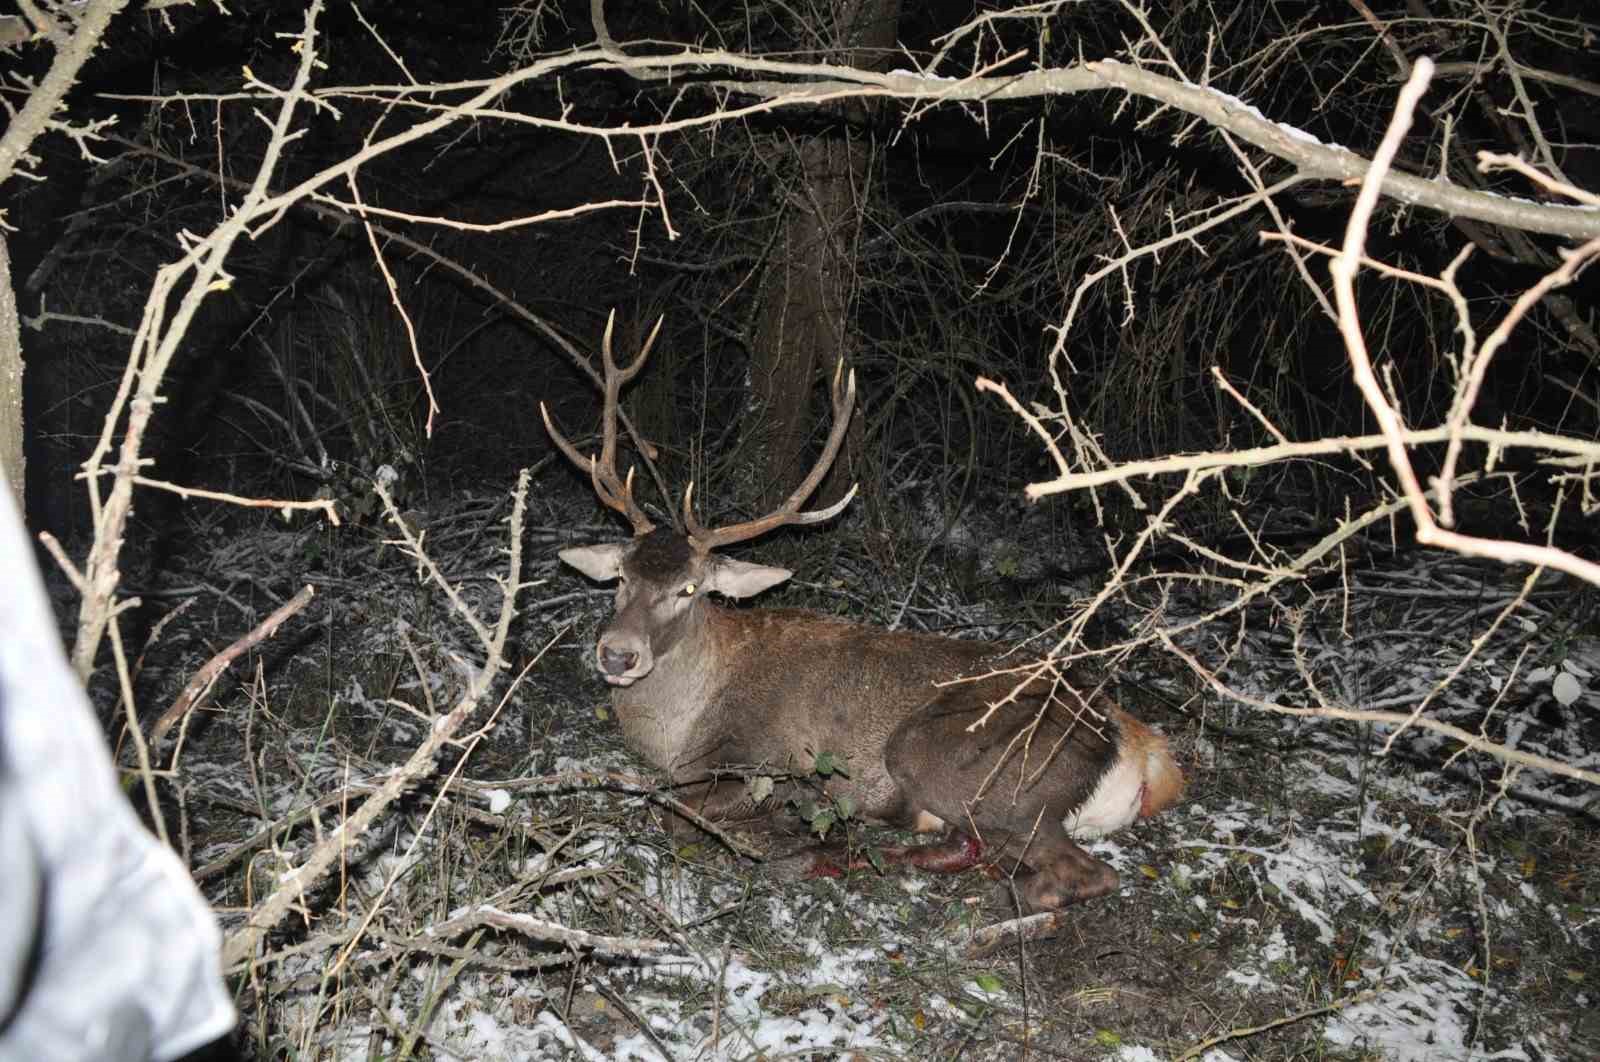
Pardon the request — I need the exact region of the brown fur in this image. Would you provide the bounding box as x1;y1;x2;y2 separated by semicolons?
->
563;532;1184;912
548;330;1180;911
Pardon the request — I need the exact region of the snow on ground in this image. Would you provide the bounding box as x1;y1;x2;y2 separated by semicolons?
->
98;504;1599;1059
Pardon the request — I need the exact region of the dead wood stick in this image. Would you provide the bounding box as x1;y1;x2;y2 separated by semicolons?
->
963;910;1067;957
149;584;316;748
1176;988;1377;1060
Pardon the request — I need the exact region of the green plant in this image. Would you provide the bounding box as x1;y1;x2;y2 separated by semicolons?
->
788;750;858;841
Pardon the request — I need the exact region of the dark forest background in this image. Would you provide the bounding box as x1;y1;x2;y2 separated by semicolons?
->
9;1;1595;567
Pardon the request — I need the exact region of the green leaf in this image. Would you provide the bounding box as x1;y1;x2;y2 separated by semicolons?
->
972;973;1004;994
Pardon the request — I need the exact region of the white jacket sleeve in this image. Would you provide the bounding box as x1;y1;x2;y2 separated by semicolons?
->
0;481;235;1062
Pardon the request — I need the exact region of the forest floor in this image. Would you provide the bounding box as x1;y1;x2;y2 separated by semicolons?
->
82;481;1599;1061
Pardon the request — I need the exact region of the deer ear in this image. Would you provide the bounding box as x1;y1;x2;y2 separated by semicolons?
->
559;544;626;583
706;556;792;599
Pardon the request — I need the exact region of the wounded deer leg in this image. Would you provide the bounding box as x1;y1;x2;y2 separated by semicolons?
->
877;831;986;873
778;830;988;880
777;830;1119;915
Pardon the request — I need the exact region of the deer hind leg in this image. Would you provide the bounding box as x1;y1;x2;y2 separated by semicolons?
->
883;690;1133;910
773;824;1118;912
993;833;1119;911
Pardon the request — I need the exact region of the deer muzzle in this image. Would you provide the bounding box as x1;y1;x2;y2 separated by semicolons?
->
596;632;651;686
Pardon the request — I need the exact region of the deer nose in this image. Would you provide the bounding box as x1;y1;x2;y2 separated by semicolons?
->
599;646;638;676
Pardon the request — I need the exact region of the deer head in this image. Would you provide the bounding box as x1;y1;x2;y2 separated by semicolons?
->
543;312;857;687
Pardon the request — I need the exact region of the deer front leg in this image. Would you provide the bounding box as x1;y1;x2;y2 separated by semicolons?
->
788;830;987;878
657;776;788;843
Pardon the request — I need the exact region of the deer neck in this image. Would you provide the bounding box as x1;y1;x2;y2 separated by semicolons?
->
608;599;734;779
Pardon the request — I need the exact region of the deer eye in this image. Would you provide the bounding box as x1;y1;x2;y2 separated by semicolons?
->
679;582;697;597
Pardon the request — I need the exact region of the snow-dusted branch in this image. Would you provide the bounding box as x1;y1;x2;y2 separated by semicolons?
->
149;584;316;749
132;41;1594;248
500;45;1600;240
70;1;331;681
981;55;1598;796
1331;59;1600;590
221;470;531;969
0;0;129;502
975;383;1599;502
0;0;126;189
1161;628;1600;789
1079;58;1596;241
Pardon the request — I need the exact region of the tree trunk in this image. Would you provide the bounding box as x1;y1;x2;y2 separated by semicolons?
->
0;235;23;512
746;0;900;515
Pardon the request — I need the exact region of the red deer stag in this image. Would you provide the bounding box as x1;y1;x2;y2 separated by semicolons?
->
543;316;1182;911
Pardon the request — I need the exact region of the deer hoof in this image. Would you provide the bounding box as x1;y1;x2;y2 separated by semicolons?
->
1019;857;1119;911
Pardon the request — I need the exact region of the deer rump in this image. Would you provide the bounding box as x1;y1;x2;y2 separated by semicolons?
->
883;661;1183;911
545;312;1182;913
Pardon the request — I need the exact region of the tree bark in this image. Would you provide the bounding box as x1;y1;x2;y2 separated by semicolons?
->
746;0;900;514
0;235;22;511
0;1;132;519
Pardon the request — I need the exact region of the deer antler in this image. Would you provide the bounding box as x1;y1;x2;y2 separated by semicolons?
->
541;310;662;536
684;359;858;552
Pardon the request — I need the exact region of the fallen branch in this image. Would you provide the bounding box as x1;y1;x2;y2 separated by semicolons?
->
1176;987;1378;1061
150;584;316;749
221;471;530;969
963;910;1066;958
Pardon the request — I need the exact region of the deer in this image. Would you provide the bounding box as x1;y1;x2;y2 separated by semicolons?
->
543;315;1183;912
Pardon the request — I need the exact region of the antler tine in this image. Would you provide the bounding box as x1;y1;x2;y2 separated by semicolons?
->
682;481;708;541
540;402;655;534
686;360;858;552
540;310;661;536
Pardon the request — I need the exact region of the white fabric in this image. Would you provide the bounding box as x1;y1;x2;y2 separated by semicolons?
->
0;481;235;1061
